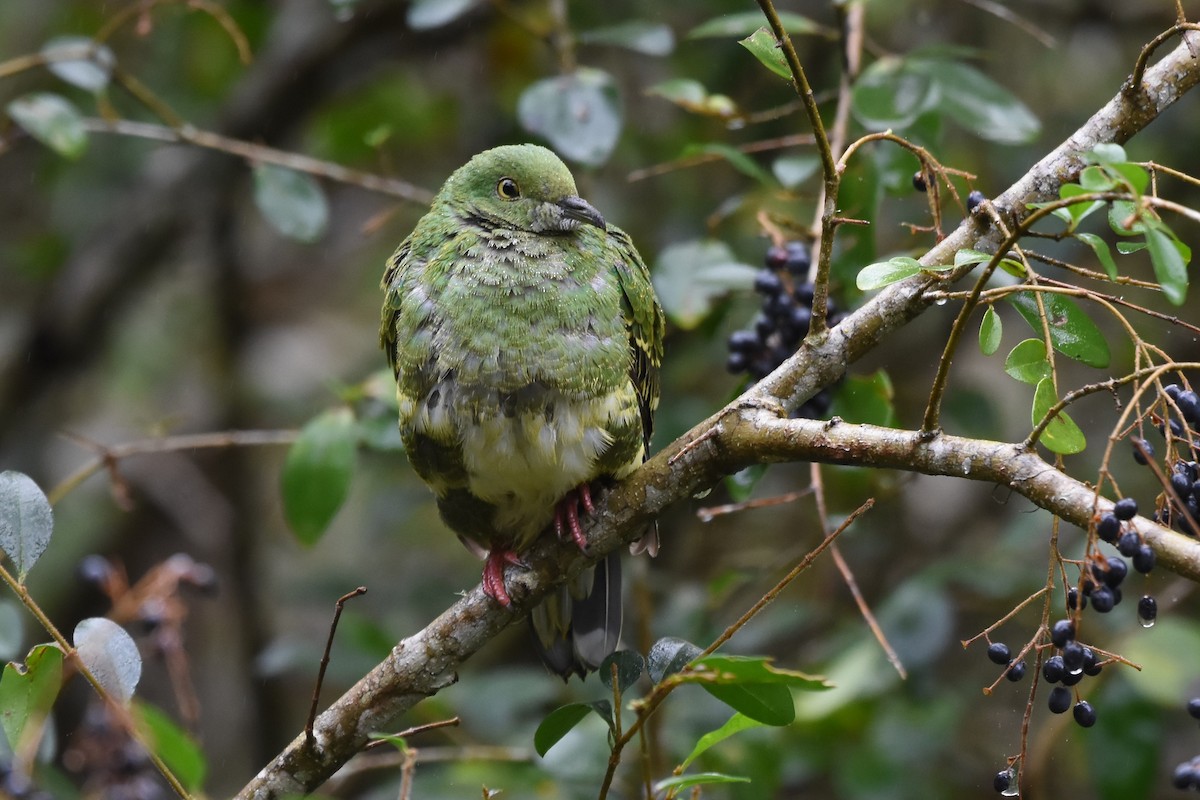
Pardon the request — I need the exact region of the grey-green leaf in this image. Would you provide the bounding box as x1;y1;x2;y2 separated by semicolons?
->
652;239;758;329
921;58;1040;144
579;21;674;56
689;11;821;39
74;617;141;705
738;28;790;80
679;713;764;771
979;306;1002;356
253;164;329;243
1004;339;1051;384
647;637;703;684
406;0;479;30
41;36;115;92
856;256;922;290
518;68;622;167
6;93;88;160
599;650;645;692
281;407;358;546
0;471;54;582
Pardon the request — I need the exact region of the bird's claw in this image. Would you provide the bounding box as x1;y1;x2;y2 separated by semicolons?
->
482;547;526;607
554;483;595;554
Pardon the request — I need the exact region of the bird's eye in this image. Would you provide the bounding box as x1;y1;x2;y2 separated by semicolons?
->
496;178;521;200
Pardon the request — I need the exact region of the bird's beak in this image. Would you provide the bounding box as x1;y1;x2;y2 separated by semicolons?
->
557;196;606;230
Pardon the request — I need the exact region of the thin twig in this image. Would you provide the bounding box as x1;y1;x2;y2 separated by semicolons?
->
307;587;369;748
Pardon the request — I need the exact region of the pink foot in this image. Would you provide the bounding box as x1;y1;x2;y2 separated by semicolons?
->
553;483;596;553
482;547;525;607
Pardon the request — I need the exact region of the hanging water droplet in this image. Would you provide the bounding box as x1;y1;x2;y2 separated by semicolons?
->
1140;617;1156;629
936;297;948;306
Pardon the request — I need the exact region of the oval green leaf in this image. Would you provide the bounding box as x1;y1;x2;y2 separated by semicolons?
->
0;644;63;753
134;701;207;791
856;256;922;290
534;702;593;757
1007;292;1110;368
253;163;329;243
1145;225;1189;306
1003;339;1050;384
1076;232;1118;280
74;617;141;705
654;773;752;792
979;306;1002;356
851;57;937;130
1032;377;1086;455
703;682;795;726
738;28;790;79
282;407;358;546
7;92;87;160
0;471;53;582
680;713;764;771
41;36;115;93
518;68;621;167
915;57;1040;144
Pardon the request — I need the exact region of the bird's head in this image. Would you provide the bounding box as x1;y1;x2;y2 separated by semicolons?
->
438;144;607;235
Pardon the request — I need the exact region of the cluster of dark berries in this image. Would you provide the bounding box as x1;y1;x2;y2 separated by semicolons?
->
1171;700;1200;791
1132;383;1200;536
1095;497;1157;576
726;241;845;418
985;641;1026;683
1040;618;1099;727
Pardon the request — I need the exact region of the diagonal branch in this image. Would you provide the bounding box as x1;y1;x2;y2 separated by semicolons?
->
234;29;1200;800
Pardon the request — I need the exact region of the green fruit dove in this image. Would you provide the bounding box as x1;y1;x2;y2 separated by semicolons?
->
380;144;665;678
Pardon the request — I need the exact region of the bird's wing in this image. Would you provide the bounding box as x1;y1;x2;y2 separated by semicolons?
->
379;237;413;374
607;226;666;454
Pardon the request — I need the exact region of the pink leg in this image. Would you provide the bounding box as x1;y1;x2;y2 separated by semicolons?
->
553;484;597;553
481;547;525;607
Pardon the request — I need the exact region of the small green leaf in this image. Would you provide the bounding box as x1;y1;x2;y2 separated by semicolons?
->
0;644;63;753
856;256;922;290
1145;225;1189;306
367;732;410;752
689;11;820;39
41;36;115;93
954;248;992;267
1087;143;1127;164
654;773;752;792
1109;161;1150;194
74;617;141;704
680;713;764;771
1076;232;1118;280
1117;241;1146;255
647;637;703;683
1032;377;1086;454
1007;292;1110;368
652;239;758;329
1003;339;1050;384
7;92;87;159
534;703;593;757
738;28;790;80
1077;165;1116;192
599;650;645;692
1058;183;1103;229
1109;199;1145;235
253;164;329;243
646;79;736;118
0;471;54;582
683;655;829;725
406;0;479;30
979;306;1002;356
518;68;622;167
134;702;206;791
689;654;831;691
772;154;821;188
702;682;795;726
579;21;674;56
681;142;773;185
281;407;358;546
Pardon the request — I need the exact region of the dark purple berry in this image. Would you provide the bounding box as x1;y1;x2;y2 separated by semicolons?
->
1062;641;1085;672
1048;686;1072;714
1113;497;1138;521
765;245;789;271
987;642;1011;665
753;314;774;340
1050;619;1075;648
1133;544;1156;574
967;190;986;213
1137;595;1156;624
785;305;812;336
1081;647;1102;676
726;351;749;374
783;241;811;275
1006;660;1026;682
754;270;783;296
912;171;929;192
1103;556;1128;587
1043;655;1066;683
1073;700;1096;727
1131;437;1153;465
1067;586;1086;610
993;769;1011;793
1172;471;1192;498
1117;530;1140;557
1165;383;1183;402
1096;513;1120;543
1188;697;1200;720
1177;390;1200;426
1091;585;1115;613
1061;666;1084;686
1172;763;1197;790
77;555;113;586
728;330;761;354
792;281;815;305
